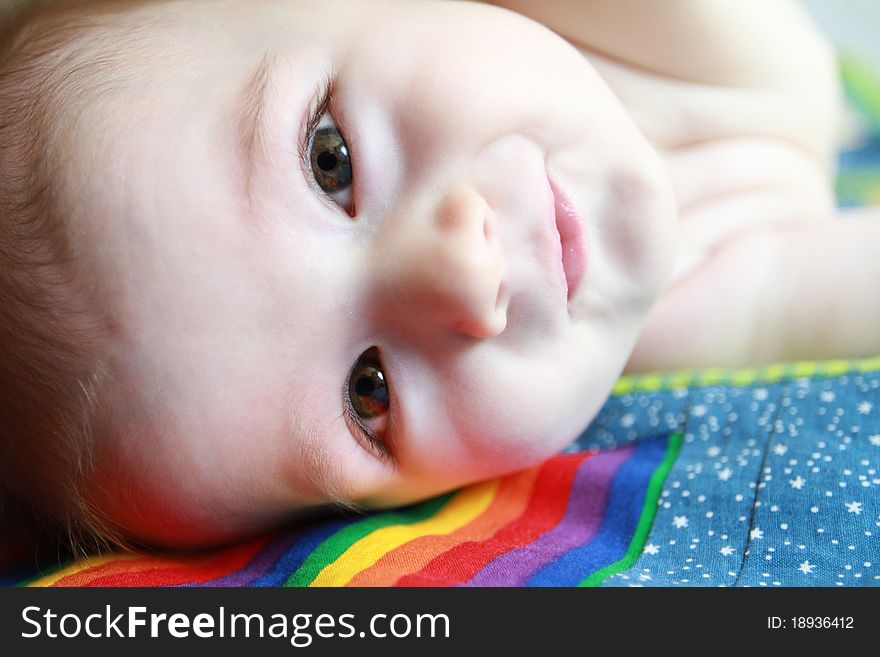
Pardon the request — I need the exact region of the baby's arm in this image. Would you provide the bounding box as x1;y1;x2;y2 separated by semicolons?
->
484;0;830;86
627;210;880;370
483;0;839;168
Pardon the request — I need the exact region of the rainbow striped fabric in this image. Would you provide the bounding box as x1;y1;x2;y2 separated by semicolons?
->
5;357;879;587
7;434;681;587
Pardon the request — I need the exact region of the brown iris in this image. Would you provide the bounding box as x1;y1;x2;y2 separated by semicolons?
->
348;349;388;420
310;126;352;194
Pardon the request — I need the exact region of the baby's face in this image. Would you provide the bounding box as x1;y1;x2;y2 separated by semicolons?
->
58;0;676;545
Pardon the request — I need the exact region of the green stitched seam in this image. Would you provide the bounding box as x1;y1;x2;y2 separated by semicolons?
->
579;431;683;587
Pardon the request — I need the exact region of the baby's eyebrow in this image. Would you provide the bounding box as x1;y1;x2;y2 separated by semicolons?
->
236;51;275;211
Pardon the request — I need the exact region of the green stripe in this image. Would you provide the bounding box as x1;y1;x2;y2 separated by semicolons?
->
579;431;683;587
841;56;880;131
613;356;880;396
837;166;880;205
15;563;72;588
284;493;454;586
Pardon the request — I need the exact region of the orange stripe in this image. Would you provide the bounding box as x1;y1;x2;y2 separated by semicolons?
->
29;553;140;587
347;466;541;587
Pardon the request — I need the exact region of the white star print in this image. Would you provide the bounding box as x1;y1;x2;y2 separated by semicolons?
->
846;501;863;514
563;360;880;586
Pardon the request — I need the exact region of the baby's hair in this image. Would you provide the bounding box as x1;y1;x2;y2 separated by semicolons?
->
0;0;169;557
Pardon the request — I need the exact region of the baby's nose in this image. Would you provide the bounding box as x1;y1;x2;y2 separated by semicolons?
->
377;186;507;339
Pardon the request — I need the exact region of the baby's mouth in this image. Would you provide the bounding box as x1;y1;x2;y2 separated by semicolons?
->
548;176;586;303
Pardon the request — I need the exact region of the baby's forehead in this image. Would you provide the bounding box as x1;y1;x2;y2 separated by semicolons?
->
1;3;139;107
3;0;116;53
0;9;115;209
2;0;186;75
0;1;187;319
2;1;197;177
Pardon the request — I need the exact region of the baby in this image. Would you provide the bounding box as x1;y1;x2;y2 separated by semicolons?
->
0;0;878;552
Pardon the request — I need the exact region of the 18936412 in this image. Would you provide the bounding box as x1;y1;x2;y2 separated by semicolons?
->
768;617;854;630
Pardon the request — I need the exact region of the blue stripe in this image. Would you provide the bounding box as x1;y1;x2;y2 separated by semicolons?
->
526;436;668;586
250;515;362;587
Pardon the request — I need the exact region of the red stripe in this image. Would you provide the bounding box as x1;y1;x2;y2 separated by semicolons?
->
54;536;270;587
395;452;589;586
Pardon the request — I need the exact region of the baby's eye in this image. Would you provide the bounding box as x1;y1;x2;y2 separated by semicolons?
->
309;116;354;215
349;353;387;419
346;347;391;458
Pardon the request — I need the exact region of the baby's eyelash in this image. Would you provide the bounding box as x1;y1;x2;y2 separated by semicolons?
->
342;392;393;463
298;73;335;175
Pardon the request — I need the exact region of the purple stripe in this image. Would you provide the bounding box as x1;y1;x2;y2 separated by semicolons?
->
183;533;300;587
467;445;632;586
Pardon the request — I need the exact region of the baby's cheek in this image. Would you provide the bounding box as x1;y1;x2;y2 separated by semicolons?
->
84;464;168;545
84;437;218;547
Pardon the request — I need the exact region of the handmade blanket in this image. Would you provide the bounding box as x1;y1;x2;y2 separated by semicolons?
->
2;358;875;588
2;60;879;588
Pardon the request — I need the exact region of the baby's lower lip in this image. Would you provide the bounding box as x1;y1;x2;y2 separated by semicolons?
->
549;177;586;302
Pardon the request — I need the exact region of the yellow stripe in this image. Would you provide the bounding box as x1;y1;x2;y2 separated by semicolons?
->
27;553;139;587
309;480;499;587
613;356;880;395
792;362;817;378
731;369;757;386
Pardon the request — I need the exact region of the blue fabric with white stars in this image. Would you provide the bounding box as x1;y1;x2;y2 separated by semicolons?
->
573;369;880;586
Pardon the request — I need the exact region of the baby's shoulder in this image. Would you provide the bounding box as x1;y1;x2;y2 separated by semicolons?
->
578;29;841;284
493;0;839;165
584;50;839;175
